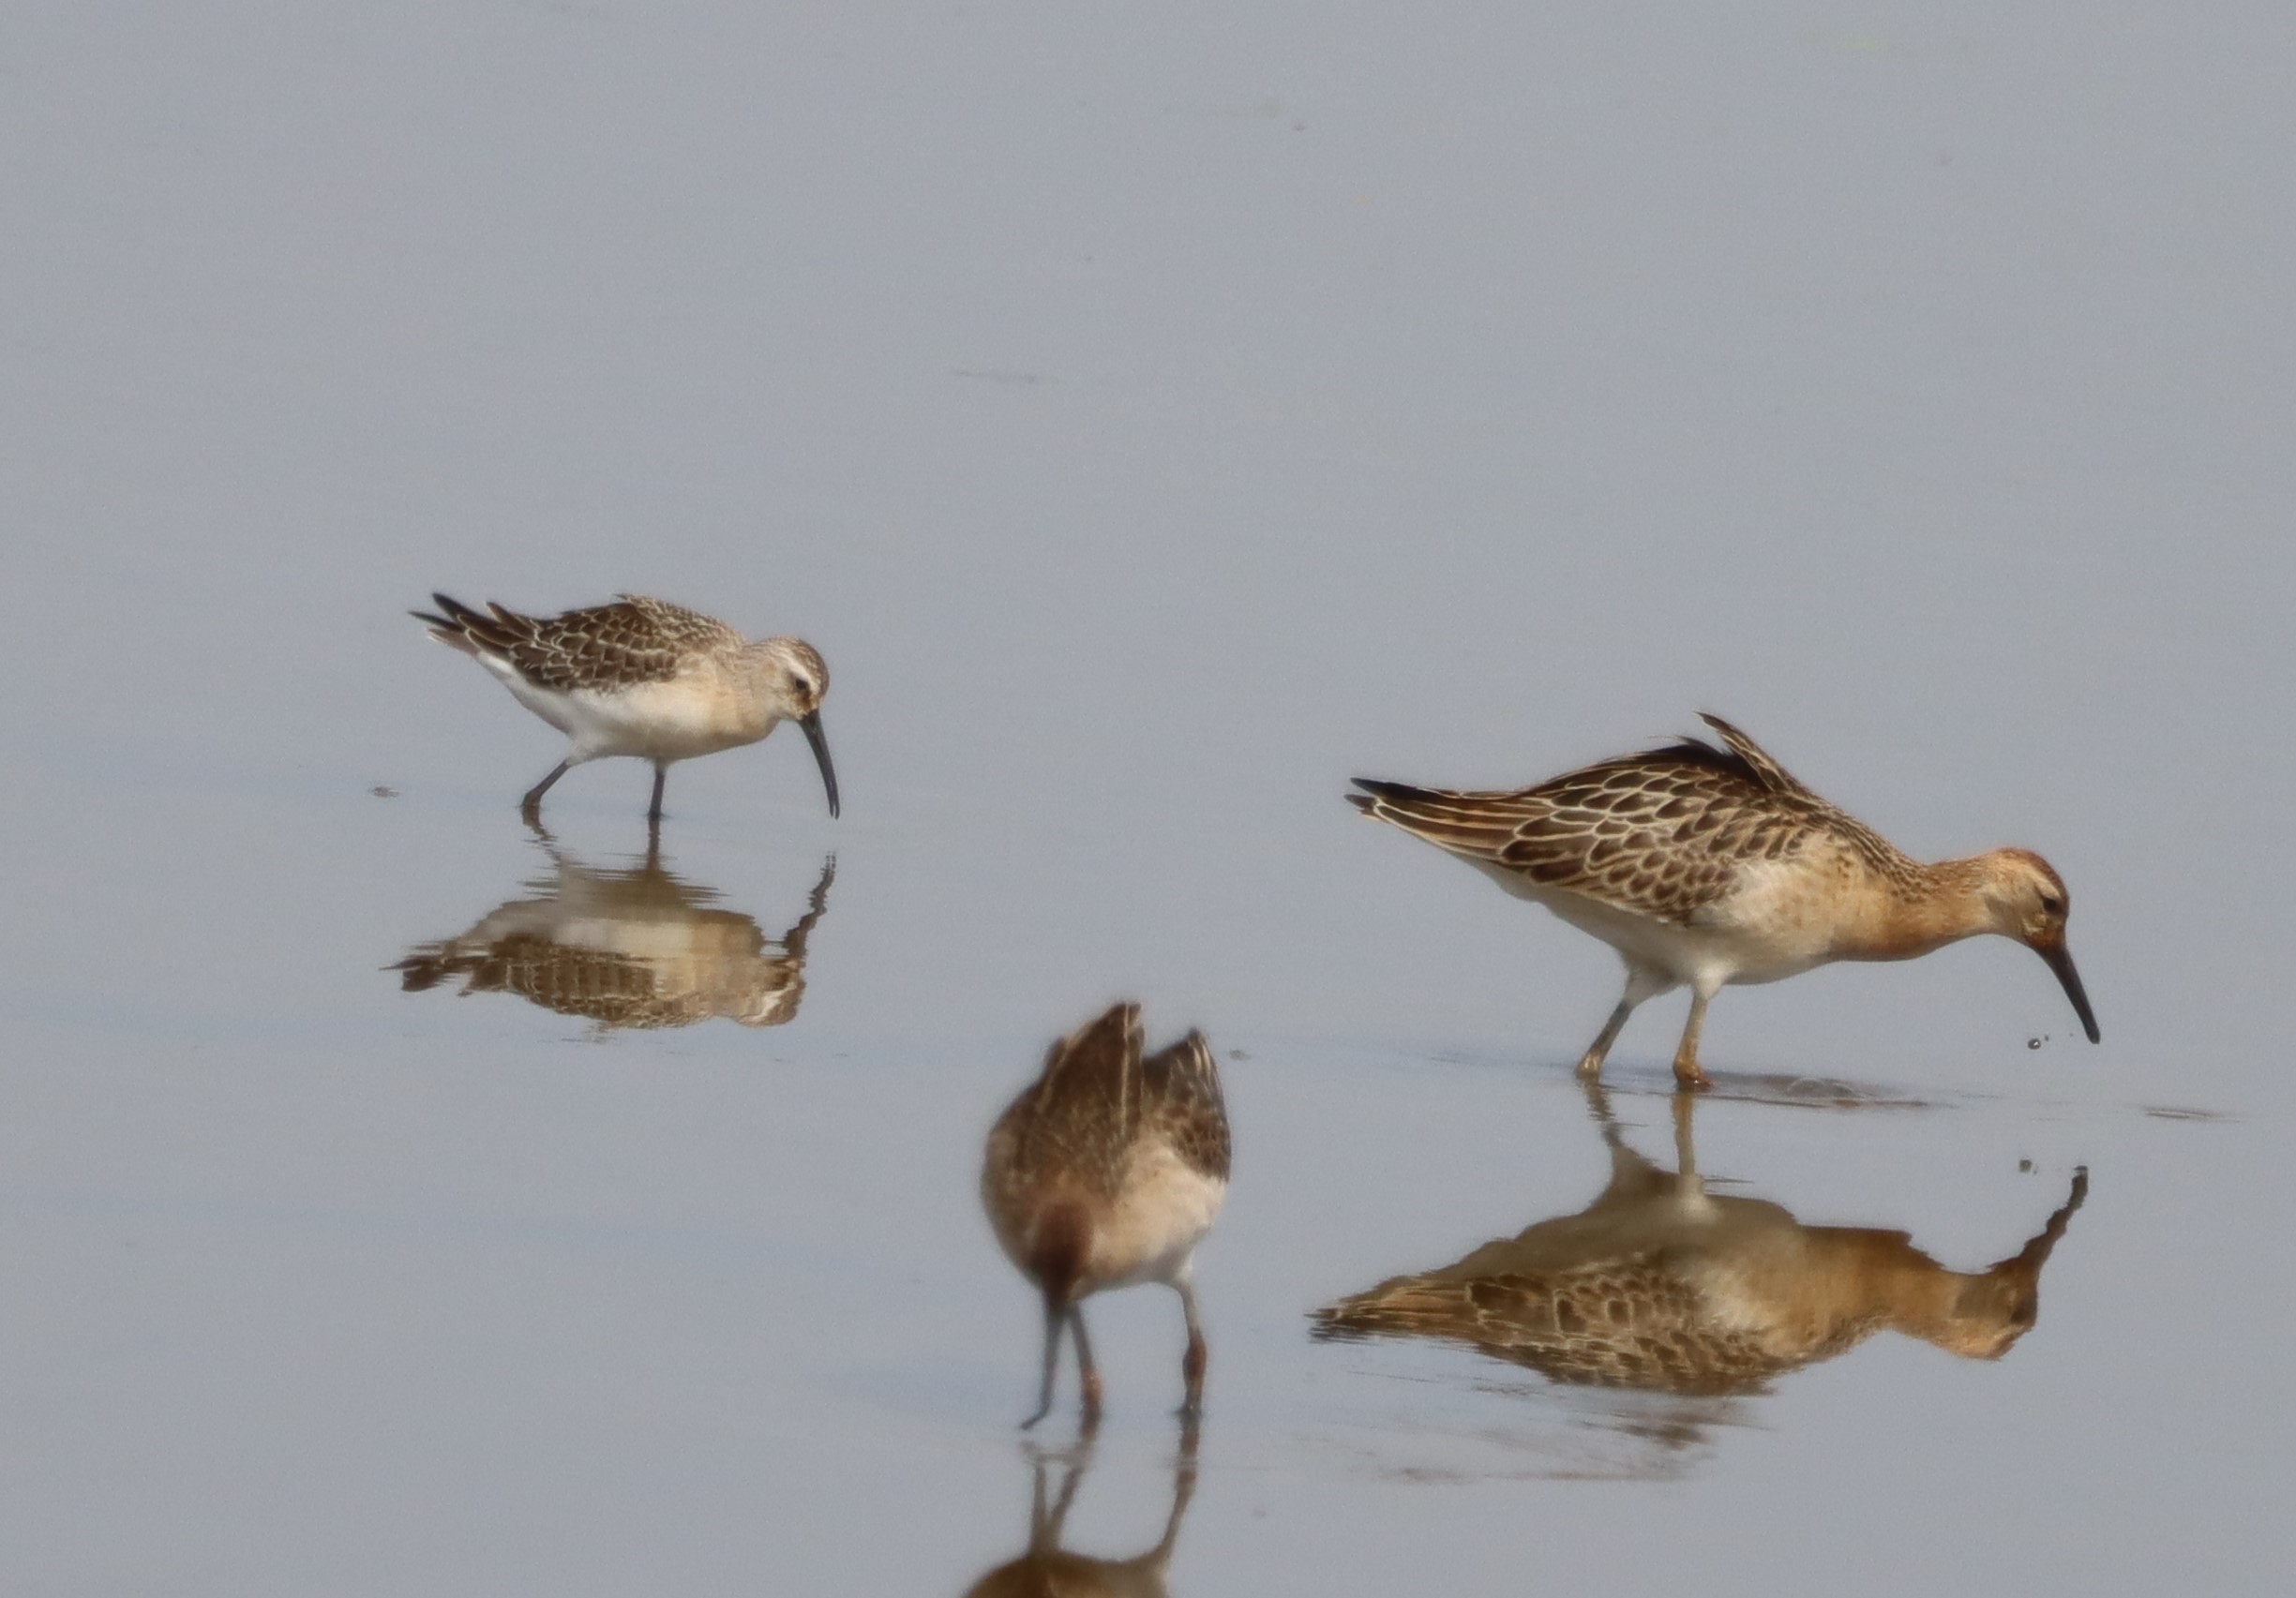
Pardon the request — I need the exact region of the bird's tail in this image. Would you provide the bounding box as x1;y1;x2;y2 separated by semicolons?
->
411;592;534;660
1347;777;1523;853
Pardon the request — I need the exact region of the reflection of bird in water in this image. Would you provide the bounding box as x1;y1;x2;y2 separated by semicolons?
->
983;1004;1231;1427
413;592;839;824
960;1425;1198;1598
393;836;833;1035
1316;1084;2086;1396
1349;713;2099;1087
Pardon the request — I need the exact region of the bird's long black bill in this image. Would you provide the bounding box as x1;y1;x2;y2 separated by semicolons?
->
2039;943;2100;1043
799;710;839;818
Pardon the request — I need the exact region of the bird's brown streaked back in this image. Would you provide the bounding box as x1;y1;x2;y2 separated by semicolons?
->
997;1004;1231;1193
414;593;743;693
1350;714;1924;925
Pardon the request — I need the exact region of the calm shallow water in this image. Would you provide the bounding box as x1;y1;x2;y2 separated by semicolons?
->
5;2;2294;1592
1;807;2281;1592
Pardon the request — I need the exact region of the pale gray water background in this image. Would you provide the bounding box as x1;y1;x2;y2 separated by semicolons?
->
2;2;2292;1591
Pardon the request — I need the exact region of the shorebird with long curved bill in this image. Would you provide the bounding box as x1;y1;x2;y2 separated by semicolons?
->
414;593;838;825
1349;714;2099;1088
982;1003;1231;1427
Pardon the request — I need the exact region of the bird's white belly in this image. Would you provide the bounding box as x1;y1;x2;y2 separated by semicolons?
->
495;667;768;764
1092;1149;1226;1292
1477;858;1839;989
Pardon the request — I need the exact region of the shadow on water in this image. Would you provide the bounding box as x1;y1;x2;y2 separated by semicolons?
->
391;828;834;1035
1312;1083;2086;1474
959;1420;1200;1598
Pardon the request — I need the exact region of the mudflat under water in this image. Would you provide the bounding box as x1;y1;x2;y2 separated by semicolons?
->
5;3;2293;1593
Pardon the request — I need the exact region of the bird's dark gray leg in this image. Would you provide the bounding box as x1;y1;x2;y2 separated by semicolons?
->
647;763;668;824
1070;1308;1103;1426
1580;963;1676;1082
520;760;570;821
1021;1296;1063;1430
1575;995;1637;1081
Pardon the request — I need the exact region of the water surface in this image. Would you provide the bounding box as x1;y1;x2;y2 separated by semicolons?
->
3;2;2291;1592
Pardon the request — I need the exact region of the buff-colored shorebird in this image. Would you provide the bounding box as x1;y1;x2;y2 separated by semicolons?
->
983;1004;1231;1427
1350;714;2099;1088
413;593;837;824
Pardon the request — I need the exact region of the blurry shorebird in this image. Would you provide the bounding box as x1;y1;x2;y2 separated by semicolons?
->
983;1004;1231;1427
1315;1083;2089;1395
413;593;837;824
1350;714;2098;1088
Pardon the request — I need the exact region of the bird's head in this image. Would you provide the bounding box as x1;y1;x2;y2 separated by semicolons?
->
1977;848;2097;1043
751;638;837;818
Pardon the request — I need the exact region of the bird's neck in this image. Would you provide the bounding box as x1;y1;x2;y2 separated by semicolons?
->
1838;856;1997;961
1816;1230;1995;1349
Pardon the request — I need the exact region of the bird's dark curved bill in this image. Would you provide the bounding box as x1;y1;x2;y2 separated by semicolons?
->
2039;943;2100;1043
800;710;839;818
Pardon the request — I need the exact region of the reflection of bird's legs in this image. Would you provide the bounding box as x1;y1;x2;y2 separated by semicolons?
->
1148;1416;1201;1570
1580;1077;1621;1139
1670;1085;1716;1215
1026;1453;1052;1549
1579;1078;1692;1209
1672;1087;1700;1178
1021;1427;1094;1554
521;759;571;822
1174;1276;1208;1417
1580;1077;1641;1179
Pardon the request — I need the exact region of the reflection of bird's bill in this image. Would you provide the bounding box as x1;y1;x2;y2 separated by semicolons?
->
800;710;839;817
2035;939;2100;1043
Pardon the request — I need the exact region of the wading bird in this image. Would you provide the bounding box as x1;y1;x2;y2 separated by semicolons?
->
413;592;836;824
1350;714;2098;1087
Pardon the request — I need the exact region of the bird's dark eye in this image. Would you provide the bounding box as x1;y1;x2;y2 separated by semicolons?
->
2039;892;2064;916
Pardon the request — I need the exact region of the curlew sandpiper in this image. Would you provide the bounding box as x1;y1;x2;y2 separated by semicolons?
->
413;593;837;824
